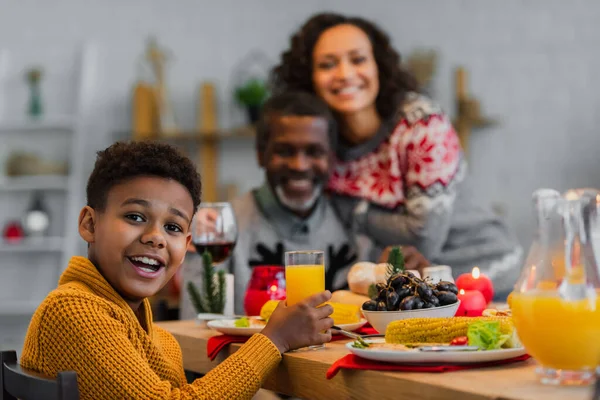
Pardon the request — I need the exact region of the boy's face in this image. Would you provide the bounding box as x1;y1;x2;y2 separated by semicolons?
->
78;176;193;306
260;115;331;217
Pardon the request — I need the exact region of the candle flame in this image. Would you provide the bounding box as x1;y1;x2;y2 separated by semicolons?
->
459;289;465;295
472;267;480;279
269;285;277;292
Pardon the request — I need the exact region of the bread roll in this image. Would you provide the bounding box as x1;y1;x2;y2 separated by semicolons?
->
330;290;371;307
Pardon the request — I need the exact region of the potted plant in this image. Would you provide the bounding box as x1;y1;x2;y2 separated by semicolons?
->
187;251;226;325
234;78;268;124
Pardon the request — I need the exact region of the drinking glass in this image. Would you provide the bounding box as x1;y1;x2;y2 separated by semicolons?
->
191;202;237;264
285;250;326;350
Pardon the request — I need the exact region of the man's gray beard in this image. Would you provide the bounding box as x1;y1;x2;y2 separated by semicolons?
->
275;184;322;214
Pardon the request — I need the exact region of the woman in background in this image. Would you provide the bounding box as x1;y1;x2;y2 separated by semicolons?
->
271;12;522;298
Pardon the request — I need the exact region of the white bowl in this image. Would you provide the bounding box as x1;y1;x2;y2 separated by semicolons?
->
362;300;460;334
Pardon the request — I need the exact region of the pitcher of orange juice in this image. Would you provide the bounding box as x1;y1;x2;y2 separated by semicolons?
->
512;188;600;385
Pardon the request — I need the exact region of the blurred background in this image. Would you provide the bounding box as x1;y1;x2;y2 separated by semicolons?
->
1;0;599;351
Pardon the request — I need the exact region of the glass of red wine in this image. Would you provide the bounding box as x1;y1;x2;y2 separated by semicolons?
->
191;202;237;264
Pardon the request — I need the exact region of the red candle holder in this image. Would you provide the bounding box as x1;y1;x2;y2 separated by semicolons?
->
243;266;286;316
456;267;495;304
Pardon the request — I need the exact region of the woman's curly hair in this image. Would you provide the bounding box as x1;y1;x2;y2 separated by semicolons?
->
270;12;419;120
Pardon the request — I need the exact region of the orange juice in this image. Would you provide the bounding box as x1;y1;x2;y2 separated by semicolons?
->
285;264;325;306
512;291;600;370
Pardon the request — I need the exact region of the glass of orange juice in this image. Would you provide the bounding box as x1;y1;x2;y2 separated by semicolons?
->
285;250;326;350
512;189;600;385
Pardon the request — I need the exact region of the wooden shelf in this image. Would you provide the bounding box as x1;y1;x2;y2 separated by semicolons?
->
123;125;256;144
0;175;69;192
0;115;76;133
0;237;64;253
0;300;39;316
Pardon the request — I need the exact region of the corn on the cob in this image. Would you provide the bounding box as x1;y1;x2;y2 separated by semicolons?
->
259;300;361;324
385;317;515;345
328;302;361;325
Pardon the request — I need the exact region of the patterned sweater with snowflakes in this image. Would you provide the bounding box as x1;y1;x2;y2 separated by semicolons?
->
327;93;522;295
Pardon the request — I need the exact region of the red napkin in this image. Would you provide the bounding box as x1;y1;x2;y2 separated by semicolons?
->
354;325;378;335
207;335;249;361
326;354;531;379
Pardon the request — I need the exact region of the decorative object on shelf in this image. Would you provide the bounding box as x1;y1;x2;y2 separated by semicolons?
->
231;50;271;124
22;192;50;236
131;37;177;139
25;67;43;118
405;48;437;96
2;221;24;243
234;78;268;124
132;80;157;140
453;66;499;157
187;251;227;315
197;81;218;135
5;151;68;177
196;81;219;203
146;37;178;137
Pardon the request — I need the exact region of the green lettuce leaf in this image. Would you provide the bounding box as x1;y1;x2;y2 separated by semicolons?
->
234;317;249;328
467;321;510;350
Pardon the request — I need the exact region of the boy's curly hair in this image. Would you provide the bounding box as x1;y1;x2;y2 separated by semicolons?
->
270;12;419;120
86;141;201;212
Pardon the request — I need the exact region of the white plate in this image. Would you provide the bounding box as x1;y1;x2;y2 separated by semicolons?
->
196;313;227;322
208;317;369;337
347;339;527;364
335;318;368;332
207;318;266;336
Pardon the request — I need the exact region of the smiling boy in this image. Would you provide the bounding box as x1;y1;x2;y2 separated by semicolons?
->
20;141;334;399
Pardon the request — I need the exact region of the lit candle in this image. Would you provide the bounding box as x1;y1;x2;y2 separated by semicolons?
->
455;266;494;304
456;289;486;317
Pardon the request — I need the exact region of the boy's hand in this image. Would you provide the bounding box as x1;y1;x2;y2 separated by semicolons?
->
378;245;430;275
261;291;334;353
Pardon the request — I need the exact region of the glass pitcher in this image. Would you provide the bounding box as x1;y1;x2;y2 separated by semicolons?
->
511;188;600;386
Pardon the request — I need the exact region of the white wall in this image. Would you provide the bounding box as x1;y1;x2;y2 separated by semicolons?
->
0;0;599;268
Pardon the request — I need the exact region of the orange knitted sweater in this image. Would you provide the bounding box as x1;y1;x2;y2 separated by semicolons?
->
21;256;282;400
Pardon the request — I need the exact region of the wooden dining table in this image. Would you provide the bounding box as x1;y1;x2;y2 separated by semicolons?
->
157;320;594;400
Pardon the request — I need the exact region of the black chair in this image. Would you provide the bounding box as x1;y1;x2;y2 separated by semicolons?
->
1;351;79;400
593;376;600;400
